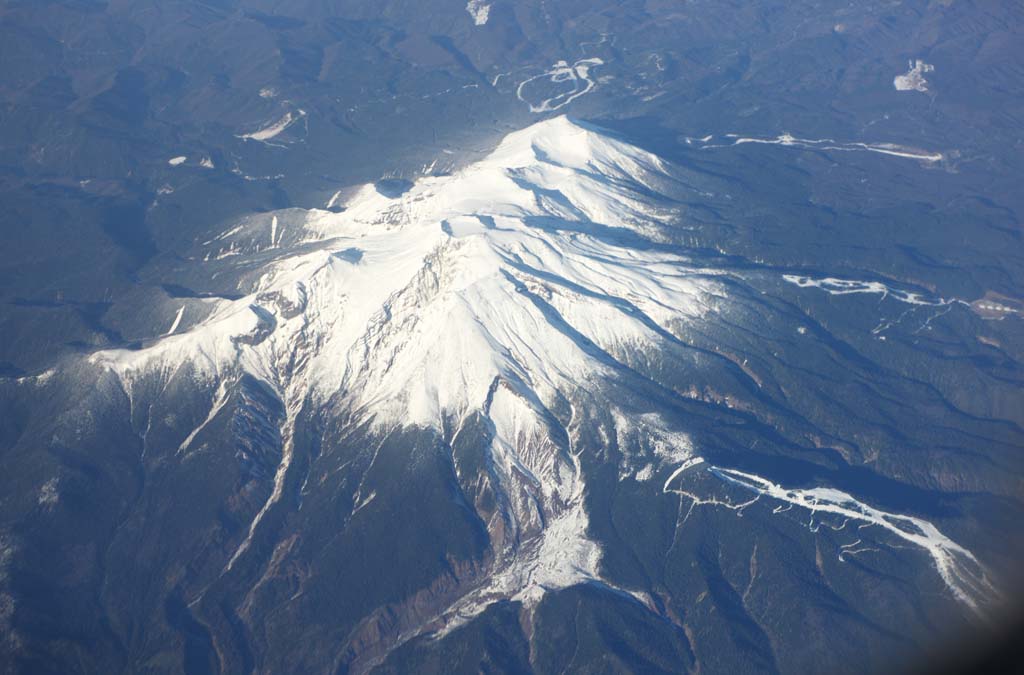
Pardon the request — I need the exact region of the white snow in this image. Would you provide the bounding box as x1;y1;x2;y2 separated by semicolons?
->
165;306;186;335
783;274;970;336
782;274;946;306
466;0;490;25
438;393;653;634
975;302;1017;314
207;225;243;244
352;490;377;515
37;478;59;507
662;457;705;493
200;157;215;169
516;59;605;113
168;156;187;166
634;464;655;481
613;410;697;483
894;59;934;93
696;132;943;163
15;369;55;387
177;380;230;456
238;110;306;142
705;465;999;614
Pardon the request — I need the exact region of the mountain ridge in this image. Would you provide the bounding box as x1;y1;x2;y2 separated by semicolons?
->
1;115;1008;674
84;116;723;647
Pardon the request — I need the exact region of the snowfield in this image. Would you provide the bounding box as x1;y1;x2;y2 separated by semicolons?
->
894;59;934;92
93;116;720;431
466;0;490;25
238;109;306;142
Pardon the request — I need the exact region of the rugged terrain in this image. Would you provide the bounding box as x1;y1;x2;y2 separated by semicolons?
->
2;116;1021;674
1;1;1023;673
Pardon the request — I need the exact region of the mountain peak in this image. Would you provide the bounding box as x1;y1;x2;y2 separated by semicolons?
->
87;118;718;620
92;117;717;434
80;116;999;644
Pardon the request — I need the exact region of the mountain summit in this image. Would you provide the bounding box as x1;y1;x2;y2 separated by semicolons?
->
94;116;718;430
89;115;722;632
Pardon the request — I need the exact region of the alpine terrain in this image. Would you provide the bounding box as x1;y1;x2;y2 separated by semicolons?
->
2;114;1018;674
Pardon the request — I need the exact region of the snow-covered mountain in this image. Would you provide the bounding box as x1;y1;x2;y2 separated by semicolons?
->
3;116;1008;674
4;0;1022;671
89;116;727;624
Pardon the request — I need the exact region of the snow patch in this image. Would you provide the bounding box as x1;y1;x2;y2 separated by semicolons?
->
696;133;943;163
707;466;999;614
634;464;655;481
166;306;185;335
783;274;947;306
168;156;187;166
516;59;605;113
613;410;696;482
466;0;490;25
15;369;55;386
662;457;705;493
238;110;306;142
894;59;934;93
326;191;344;209
38;478;59;507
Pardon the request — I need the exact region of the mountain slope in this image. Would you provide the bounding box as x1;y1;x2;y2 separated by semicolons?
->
0;116;1015;674
88;115;725;639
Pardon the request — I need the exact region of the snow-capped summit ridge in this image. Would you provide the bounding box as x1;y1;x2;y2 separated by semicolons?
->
485;115;665;173
93;115;718;433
